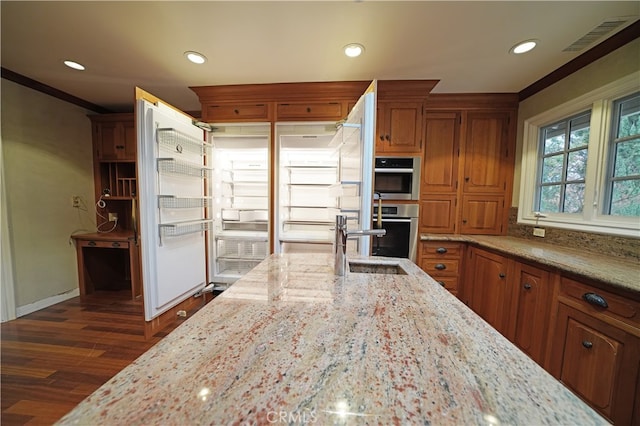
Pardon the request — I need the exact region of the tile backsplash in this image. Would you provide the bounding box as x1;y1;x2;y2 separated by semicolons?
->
507;208;640;261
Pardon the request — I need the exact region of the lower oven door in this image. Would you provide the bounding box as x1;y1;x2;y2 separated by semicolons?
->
371;217;418;261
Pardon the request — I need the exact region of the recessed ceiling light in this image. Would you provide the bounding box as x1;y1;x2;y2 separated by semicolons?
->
64;60;85;71
185;51;207;64
343;43;365;58
510;40;538;55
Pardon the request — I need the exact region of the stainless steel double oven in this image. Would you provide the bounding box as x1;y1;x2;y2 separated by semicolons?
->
372;156;420;262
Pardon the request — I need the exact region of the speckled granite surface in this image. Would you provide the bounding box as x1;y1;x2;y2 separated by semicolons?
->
57;254;607;425
421;234;640;295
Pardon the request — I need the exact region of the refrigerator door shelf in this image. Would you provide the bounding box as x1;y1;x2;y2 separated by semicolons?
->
159;219;212;238
157;128;208;156
158;158;212;179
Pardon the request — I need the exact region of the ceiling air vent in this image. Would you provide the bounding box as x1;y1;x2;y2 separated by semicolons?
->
563;17;633;52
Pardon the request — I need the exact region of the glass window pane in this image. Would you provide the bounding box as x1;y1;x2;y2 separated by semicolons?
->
610;179;640;216
613;138;640;177
541;155;563;183
566;149;587;181
543;124;565;154
563;183;585;213
569;113;591;149
617;95;640;139
539;185;561;212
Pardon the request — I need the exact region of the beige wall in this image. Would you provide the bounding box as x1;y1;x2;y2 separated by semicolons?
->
1;79;95;309
513;38;640;207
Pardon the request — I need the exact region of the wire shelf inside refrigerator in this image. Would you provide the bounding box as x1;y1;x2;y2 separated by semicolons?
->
216;238;268;260
159;219;212;238
158;195;212;209
157;128;208;156
158;158;212;179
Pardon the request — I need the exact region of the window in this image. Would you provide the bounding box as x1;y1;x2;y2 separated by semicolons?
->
604;92;640;216
519;72;640;237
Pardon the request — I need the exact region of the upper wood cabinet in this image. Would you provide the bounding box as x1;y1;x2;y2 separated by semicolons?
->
276;101;347;121
461;111;513;194
90;114;136;161
203;103;271;122
421;111;460;193
376;101;424;154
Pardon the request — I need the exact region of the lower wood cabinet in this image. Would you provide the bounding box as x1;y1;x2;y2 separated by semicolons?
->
549;277;640;425
418;241;464;297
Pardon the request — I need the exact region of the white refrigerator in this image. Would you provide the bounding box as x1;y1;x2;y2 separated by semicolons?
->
136;82;375;322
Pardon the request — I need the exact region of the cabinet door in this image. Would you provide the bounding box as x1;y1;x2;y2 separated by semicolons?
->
552;304;640;424
461;111;512;193
509;262;552;366
203;103;271;122
376;101;423;153
422;111;460;193
467;247;509;335
122;120;137;159
276;101;345;121
459;194;505;234
419;196;456;233
94;120;136;160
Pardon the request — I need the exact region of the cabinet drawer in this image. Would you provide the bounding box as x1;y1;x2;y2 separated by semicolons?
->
420;259;460;276
560;277;640;328
78;240;129;249
421;242;464;257
204;103;271;121
430;276;458;292
276;102;344;120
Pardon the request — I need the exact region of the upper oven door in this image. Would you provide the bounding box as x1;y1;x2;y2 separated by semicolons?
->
373;157;421;200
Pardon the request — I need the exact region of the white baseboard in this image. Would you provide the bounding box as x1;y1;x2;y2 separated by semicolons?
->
16;288;80;318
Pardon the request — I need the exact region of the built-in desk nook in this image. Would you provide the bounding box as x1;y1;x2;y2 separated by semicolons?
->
71;232;141;300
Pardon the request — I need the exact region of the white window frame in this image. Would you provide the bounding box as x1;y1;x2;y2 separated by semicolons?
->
518;71;640;238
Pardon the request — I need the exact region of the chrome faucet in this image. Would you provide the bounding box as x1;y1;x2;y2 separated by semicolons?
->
334;214;386;276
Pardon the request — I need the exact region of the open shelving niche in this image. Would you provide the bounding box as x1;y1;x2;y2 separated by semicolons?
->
277;122;362;253
209;125;270;284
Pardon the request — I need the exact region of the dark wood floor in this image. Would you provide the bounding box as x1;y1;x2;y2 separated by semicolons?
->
1;290;209;425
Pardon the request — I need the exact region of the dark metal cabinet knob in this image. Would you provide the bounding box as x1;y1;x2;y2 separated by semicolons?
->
112;242;121;248
434;263;446;270
436;247;448;254
582;292;608;309
499;273;506;278
523;283;532;290
465;176;470;182
88;241;96;246
438;281;446;287
234;109;239;114
582;340;593;349
306;107;311;113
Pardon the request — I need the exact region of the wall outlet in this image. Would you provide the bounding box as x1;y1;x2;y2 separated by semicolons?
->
71;196;81;208
108;212;118;222
533;227;546;237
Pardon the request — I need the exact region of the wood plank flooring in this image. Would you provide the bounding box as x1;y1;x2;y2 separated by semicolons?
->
1;290;210;425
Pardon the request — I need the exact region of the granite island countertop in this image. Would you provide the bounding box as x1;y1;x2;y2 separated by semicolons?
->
420;234;640;295
57;254;608;425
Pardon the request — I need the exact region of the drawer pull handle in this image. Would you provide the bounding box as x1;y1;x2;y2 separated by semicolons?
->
499;273;506;278
582;292;608;309
523;283;532;290
582;340;593;349
88;241;96;246
434;263;446;270
112;242;121;248
437;281;446;287
436;247;448;254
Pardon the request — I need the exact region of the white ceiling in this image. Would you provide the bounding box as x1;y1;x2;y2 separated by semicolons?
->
1;1;638;113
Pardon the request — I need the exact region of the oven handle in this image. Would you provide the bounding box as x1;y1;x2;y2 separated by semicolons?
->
374;168;414;173
379;218;413;223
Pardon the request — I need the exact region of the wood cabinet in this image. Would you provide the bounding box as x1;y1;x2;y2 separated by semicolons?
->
203;102;272;122
90;113;136;161
550;277;640;425
89;113;136;233
418;241;465;297
376;101;424;154
506;262;554;367
420;95;517;235
465;246;510;335
276;101;347;121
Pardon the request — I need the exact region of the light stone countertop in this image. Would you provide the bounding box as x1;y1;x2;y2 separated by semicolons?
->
420;234;640;295
57;253;608;425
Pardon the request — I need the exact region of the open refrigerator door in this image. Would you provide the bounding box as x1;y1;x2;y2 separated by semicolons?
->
136;93;210;321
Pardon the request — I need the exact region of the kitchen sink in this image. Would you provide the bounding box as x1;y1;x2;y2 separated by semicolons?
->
348;261;408;275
